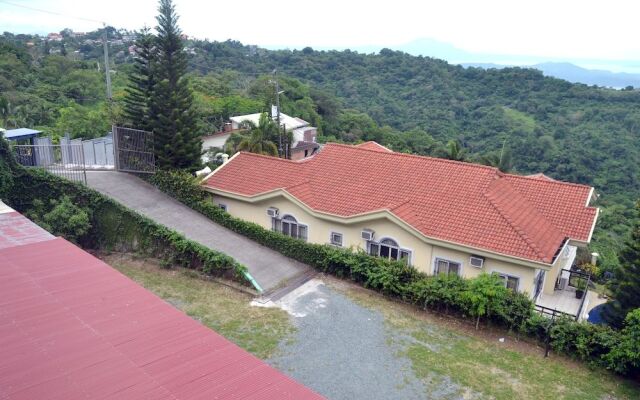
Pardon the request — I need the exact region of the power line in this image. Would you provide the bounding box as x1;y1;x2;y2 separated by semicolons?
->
0;0;107;25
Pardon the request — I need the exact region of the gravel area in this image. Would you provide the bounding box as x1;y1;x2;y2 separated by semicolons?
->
260;279;428;400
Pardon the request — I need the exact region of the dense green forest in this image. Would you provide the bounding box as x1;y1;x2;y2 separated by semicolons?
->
1;30;639;274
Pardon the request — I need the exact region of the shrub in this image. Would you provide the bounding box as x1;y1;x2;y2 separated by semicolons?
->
6;168;247;285
462;273;509;330
148;169;640;376
605;308;640;376
26;196;92;243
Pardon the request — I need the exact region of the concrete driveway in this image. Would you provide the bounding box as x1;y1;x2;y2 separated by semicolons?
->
85;171;313;293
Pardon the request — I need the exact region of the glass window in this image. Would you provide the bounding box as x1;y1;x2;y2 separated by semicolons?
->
369;242;380;256
494;273;520;291
368;238;411;264
331;232;343;246
273;215;307;242
218;203;227;212
435;258;461;276
400;250;411;265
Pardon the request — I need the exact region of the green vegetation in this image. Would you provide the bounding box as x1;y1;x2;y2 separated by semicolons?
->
25;196;91;243
234;112;280;156
150;0;201;170
604;202;640;327
0;138;246;282
2;30;637;272
149;170;640;377
343;285;640;400
107;254;292;359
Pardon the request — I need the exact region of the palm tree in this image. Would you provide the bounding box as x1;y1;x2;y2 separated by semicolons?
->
236;112;279;156
445;139;466;161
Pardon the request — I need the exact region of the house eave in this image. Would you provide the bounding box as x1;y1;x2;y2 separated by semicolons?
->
203;186;558;270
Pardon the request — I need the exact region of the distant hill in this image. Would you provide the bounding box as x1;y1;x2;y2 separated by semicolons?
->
464;62;640;88
533;62;640;88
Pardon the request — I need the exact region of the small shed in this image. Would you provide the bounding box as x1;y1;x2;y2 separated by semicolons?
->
3;128;42;144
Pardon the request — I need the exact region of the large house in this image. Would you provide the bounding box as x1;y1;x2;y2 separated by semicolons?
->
202;112;319;161
201;142;599;315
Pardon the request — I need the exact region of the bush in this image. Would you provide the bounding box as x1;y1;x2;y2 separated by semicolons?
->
7;168;247;285
150;171;533;324
26;196;92;243
605;308;640;376
149;170;640;377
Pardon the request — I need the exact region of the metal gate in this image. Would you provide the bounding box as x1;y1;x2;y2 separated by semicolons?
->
112;126;155;174
12;143;87;184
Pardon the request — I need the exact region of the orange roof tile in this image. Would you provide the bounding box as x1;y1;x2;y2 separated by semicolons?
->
356;141;393;152
203;143;598;264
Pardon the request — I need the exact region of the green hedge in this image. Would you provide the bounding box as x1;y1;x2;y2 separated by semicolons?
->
150;170;640;377
5;166;248;285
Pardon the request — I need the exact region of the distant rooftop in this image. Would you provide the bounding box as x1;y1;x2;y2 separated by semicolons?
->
230;112;310;130
4;127;42;140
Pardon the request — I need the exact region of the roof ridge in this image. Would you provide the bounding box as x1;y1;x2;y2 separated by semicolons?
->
483;182;545;260
235;151;303;163
484;176;563;262
506;171;592;190
324;142;499;171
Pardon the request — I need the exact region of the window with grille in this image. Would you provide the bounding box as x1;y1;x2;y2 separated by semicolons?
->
368;238;411;265
271;215;308;241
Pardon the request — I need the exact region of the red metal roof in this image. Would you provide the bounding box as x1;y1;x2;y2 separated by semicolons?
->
0;210;54;250
203;143;598;264
0;214;324;399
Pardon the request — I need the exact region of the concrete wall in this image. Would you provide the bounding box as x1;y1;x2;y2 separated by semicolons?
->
211;193;542;296
202;134;230;151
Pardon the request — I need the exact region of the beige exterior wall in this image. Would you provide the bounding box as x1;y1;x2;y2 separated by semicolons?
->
211;193;546;297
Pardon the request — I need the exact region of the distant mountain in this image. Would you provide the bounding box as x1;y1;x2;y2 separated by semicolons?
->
533;62;640;88
333;38;640;89
463;62;640;88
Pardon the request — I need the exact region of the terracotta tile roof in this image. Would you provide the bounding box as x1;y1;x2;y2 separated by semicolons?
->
356;141;393;152
203;143;598;264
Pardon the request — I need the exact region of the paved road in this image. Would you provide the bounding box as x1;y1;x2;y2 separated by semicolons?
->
85;171;312;292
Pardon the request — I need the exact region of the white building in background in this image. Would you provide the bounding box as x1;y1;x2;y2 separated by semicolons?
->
201;111;319;162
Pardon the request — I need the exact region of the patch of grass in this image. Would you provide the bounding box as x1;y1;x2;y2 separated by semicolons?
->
502;106;537;133
104;253;293;359
339;281;640;400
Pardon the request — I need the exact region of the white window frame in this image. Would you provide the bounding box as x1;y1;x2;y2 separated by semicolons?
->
433;257;462;276
492;271;520;292
367;237;412;265
271;214;308;242
330;231;343;247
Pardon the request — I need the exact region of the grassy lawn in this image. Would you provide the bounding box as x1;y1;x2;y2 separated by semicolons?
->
103;253;293;359
339;281;640;400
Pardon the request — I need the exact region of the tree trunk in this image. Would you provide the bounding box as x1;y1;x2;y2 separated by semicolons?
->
476;315;480;330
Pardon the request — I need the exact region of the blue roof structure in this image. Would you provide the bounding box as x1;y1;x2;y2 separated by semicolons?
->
4;128;42;140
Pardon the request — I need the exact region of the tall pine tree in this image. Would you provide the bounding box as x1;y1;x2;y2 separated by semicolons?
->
604;200;640;328
123;28;156;132
150;0;201;170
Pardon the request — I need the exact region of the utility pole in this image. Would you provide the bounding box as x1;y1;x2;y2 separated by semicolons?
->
498;137;507;167
273;69;282;157
102;24;112;100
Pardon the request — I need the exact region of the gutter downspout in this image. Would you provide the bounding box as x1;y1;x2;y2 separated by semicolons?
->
243;270;263;294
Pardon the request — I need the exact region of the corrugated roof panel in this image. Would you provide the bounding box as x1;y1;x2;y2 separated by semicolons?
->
0;223;324;400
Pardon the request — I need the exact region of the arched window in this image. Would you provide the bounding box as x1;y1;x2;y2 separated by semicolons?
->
368;237;411;264
271;213;308;241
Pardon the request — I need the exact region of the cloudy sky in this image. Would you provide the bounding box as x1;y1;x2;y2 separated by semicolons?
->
1;0;639;62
